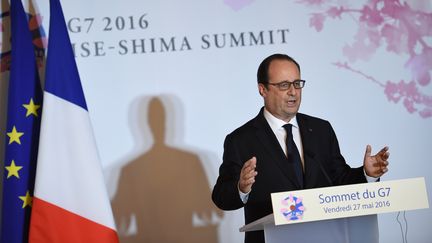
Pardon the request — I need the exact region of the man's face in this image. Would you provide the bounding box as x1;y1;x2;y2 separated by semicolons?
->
259;59;302;122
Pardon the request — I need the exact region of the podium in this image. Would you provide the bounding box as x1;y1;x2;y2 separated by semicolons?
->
240;214;379;243
239;178;429;243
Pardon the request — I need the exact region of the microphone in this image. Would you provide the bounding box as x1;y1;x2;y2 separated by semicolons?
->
305;150;333;186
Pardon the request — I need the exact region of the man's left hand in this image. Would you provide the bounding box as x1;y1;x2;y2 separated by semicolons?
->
363;145;389;178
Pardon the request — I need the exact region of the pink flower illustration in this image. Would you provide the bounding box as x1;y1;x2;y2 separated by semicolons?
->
298;0;432;118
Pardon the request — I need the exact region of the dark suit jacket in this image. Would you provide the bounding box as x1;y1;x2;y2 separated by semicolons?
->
212;108;366;243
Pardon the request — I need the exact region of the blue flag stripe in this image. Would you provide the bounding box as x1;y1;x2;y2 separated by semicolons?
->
44;0;87;110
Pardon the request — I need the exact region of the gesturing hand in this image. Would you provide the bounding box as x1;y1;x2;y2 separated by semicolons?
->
238;157;258;193
363;145;390;178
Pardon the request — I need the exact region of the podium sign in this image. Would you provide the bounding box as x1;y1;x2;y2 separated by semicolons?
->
271;177;429;226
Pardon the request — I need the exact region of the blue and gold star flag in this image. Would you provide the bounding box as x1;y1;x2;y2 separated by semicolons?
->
1;0;43;242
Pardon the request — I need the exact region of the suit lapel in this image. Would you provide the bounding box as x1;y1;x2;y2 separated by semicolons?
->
297;114;320;188
253;110;301;188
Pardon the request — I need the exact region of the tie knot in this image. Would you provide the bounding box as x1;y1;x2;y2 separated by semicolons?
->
283;124;293;133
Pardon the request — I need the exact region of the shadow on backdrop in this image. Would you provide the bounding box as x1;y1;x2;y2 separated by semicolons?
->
112;95;223;243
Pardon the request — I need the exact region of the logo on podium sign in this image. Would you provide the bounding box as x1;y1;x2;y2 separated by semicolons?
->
280;194;305;221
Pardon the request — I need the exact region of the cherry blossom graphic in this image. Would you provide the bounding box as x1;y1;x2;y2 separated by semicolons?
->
224;0;255;11
297;0;432;118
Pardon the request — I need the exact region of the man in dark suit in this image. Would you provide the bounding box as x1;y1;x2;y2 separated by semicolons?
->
211;53;389;243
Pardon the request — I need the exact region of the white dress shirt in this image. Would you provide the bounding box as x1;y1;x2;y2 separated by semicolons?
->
263;108;304;166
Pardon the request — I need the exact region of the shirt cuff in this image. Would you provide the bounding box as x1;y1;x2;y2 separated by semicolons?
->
364;169;379;182
238;183;250;204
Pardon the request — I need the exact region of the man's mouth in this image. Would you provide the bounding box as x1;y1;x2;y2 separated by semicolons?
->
287;99;296;105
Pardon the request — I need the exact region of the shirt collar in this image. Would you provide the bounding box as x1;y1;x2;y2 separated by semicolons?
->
263;108;298;130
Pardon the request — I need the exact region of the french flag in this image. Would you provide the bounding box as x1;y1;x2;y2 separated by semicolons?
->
29;0;119;242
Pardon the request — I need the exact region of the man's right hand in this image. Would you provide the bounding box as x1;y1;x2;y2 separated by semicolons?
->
238;157;258;193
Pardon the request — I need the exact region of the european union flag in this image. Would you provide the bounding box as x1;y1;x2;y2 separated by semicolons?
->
1;0;43;242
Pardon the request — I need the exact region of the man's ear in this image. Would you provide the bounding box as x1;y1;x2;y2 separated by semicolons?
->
258;83;265;97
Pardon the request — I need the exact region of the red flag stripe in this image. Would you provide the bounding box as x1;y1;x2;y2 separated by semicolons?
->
29;197;118;243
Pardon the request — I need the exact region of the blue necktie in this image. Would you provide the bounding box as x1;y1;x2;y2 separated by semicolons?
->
283;124;304;188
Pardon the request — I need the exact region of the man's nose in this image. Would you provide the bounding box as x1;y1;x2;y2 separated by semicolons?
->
286;84;296;95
